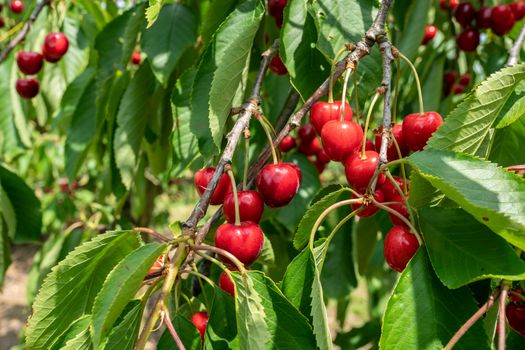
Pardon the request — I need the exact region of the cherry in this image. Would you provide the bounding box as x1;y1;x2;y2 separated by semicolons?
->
298;137;321;156
384;225;419;272
374;124;408;161
320;120;363;161
269;55;287;75
381;176;409;202
15;78;39;99
16;51;43;75
511;1;525;21
279;135;296;152
422;25;437;45
506;303;525;336
268;0;287;27
256;163;301;207
316;147;330;164
0;4;3;11
194;167;232;205
365;139;376;152
443;71;458;95
298;124;316;144
440;0;459;11
454;2;476;27
402;111;443;151
452;83;465;95
191;312;209;340
42;32;69;63
219;269;237;297
344;151;385;192
223;190;264;224
214;222;264;265
477;6;492;29
457;29;480;52
458;73;470;86
510;289;524;303
351;190;384;217
314;159;326;174
310;100;353;134
10;0;23;13
131;51;141;65
387;194;410;226
491;5;515;36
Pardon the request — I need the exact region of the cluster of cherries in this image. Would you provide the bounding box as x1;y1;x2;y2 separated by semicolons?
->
15;32;69;99
506;288;525;336
0;1;24;28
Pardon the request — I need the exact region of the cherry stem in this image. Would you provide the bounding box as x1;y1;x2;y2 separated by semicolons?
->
371;200;423;245
190;244;246;274
353;64;361;124
329;46;348;103
243;133;250;191
193;251;243;295
498;283;510;350
384;171;414;229
255;112;278;164
162;308;186;350
361;92;380;158
393;59;400;123
509;290;525;303
390;135;408;194
226;169;241;226
133;227;171;243
398;52;425;115
340;67;353;121
184;269;215;288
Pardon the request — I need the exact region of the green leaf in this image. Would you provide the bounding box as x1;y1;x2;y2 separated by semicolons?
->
0;213;11;286
145;0;164;28
495;80;525;128
408;171;445;209
490;115;525;167
394;0;431;62
312;260;333;350
199;0;239;44
91;242;166;347
103;300;144;350
281;246;316;318
25;231;141;349
158;314;201;350
281;0;330;99
407;149;525;250
142;4;197;85
51;315;92;350
0;55;21;158
380;249;490;350
353;216;380;276
427;63;525;155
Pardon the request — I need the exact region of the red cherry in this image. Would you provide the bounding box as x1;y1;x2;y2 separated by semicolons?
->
364;139;375;152
440;0;459;11
191;312;209;340
402;111;443;151
510;289;524;303
16;51;43;75
458;73;470;86
214;222;264;265
219;270;236;297
10;0;23;13
380;176;409;202
279;135;296;152
256;163;301;207
223;190;264;224
454;2;476;27
511;1;525;21
316;147;330;164
298;124;316;144
268;0;287;27
131;51;141;65
15;78;39;99
444;71;458;86
384;225;419;272
452;83;465;95
351;190;384;217
310;100;353;134
422;25;438;45
269;55;287;75
42;32;69;62
320;120;363;162
491;5;515;36
387;194;410;226
194;167;232;205
374;124;408;161
313;159;326;174
298;137;321;156
344;151;385;192
477;6;492;29
506;303;525;336
457;29;480;52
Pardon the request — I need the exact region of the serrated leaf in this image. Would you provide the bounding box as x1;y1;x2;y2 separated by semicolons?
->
25;231;141;349
145;0;164;28
427;63;525;154
281;246;316;317
407;149;525;250
103;300;144;350
199;0;238;44
312;261;333;350
495;80;525;128
408;171;444;209
490;115;525;167
51;315;92;350
380;249;490;350
420;207;525;289
91;242;166;347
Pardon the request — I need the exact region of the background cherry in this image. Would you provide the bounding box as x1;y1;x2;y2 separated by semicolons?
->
268;0;287;27
0;17;5;28
223;190;264;224
256;163;301;208
454;2;476;27
491;5;515;36
351;190;384;217
387;194;410;226
219;269;237;297
422;25;437;45
191;312;209;340
457;29;479;52
381;176;409;202
477;6;492;29
16;51;43;75
16;78;39;99
506;303;525;336
374;124;408;161
511;1;525;21
344;150;384;192
42;32;69;62
214;222;264;265
279;135;296;152
269;55;287;75
384;225;419;272
320;120;363;161
194;167;232;205
10;0;23;13
298;137;321;156
131;51;141;65
402;111;443;151
310;100;353;134
298;124;316;144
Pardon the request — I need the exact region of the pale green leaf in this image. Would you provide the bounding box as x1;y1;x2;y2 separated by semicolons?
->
145;0;164;28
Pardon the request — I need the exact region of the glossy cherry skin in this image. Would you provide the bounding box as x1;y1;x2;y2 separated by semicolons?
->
344;151;385;192
16;78;39;99
298;137;321;156
454;2;476;27
351;190;384;218
42;32;69;62
384;225;419;272
269;55;287;75
374;124;408;161
214;222;264;265
491;5;516;36
321;120;363;162
131;51;141;65
422;25;437;45
10;0;23;13
279;135;296;152
194;167;232;205
223;190;264;224
477;6;492;29
457;29;480;52
16;51;43;75
380;176;409;202
219;270;236;297
402;111;443;151
298;124;316;144
387;194;410;226
511;1;525;21
191;312;209;340
256;163;301;208
310;100;353;134
506;303;525;336
316;147;330;164
268;0;287;27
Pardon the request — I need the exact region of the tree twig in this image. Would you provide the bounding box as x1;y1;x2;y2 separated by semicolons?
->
163;308;186;350
498;284;510;350
508;22;525;67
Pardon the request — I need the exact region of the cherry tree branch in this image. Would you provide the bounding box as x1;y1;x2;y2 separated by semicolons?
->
508;22;525;67
0;0;52;64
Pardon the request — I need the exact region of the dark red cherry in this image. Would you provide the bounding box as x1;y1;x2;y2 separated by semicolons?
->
510;289;524;303
454;2;476;27
16;51;43;75
458;73;470;86
298;124;316;144
344;151;385;192
422;25;438;45
298;137;321;156
506;303;525;336
320;120;363;162
387;194;410;226
380;176;409;202
279;135;296;152
268;0;287;27
131;51;141;65
219;270;236;297
365;139;376;151
440;0;459;11
214;222;264;265
351;190;384;217
316;147;330;164
256;162;301;207
269;55;287;75
452;83;465;95
194;167;232;205
491;5;515;36
191;312;209;340
42;32;69;62
511;1;525;21
402;111;443;151
374;124;408;161
223;190;264;224
457;29;480;52
10;0;23;13
15;78;39;99
310;100;353;134
384;225;419;272
477;6;492;29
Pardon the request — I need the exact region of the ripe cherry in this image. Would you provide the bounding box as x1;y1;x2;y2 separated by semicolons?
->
374;124;408;161
298;124;316;144
269;55;287;75
380;176;409;202
42;32;69;62
477;6;492;29
440;0;459;11
131;51;141;65
194;167;232;205
316;147;330;164
506;303;525;336
384;225;419;272
387;194;410;226
219;269;237;297
402;111;443;151
10;0;23;13
422;25;437;45
511;1;525;21
351;190;384;217
457;29;480;52
298;137;321;156
310;100;353;134
223;190;264;224
452;83;465;95
279;135;296;152
491;5;515;36
256;162;301;207
344;151;385;192
214;222;264;265
191;312;209;341
15;78;39;99
16;51;43;75
320;120;363;161
365;139;376;151
458;73;470;86
268;0;287;27
454;2;476;27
